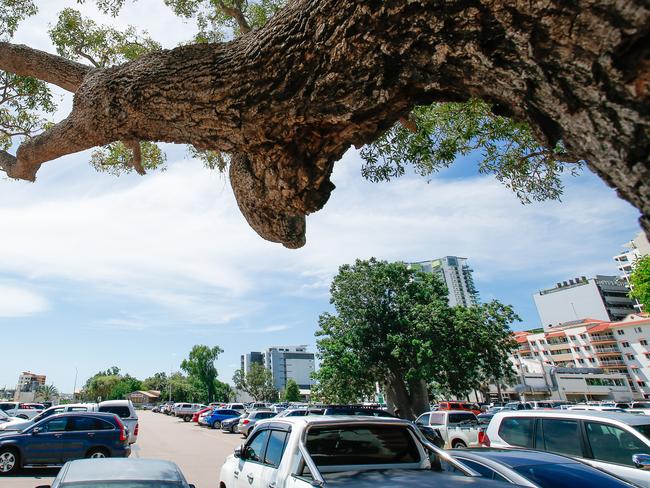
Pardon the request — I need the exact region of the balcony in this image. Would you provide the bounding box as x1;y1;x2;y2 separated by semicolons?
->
599;360;626;367
590;334;616;344
594;346;621;356
546;341;571;350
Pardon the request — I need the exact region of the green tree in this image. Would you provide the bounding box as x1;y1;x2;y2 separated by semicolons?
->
36;384;59;402
180;344;224;403
313;259;519;419
283;379;300;402
233;363;277;402
142;372;168;392
630;256;650;311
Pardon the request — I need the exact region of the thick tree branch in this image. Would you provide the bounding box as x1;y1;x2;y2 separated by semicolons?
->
0;42;92;92
218;2;251;34
0;0;647;247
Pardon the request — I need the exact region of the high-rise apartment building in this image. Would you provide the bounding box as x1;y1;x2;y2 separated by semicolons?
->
533;275;637;329
411;256;479;307
509;314;650;399
614;231;650;311
241;346;316;391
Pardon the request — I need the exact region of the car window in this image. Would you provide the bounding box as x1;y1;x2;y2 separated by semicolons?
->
246;429;270;463
69;407;88;412
449;413;475;425
99;406;132;418
306;425;421;466
586;422;649;466
416;414;430;426
40;418;68;432
429;413;446;425
498;417;534;448
257;412;275;419
456;458;509;483
264;430;288;467
539;419;581;457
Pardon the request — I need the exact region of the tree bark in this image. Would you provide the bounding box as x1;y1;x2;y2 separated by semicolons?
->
384;373;430;420
0;0;648;246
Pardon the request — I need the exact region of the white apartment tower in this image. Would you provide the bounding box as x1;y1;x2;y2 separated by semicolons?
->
411;256;479;307
614;231;650;311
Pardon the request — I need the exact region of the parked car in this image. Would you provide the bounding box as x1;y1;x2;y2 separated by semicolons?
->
627;401;650;416
567;404;627;412
219;416;502;488
224;403;246;413
192;406;213;423
172;403;207;421
484;410;650;486
238;410;277;437
438;401;482;415
0;403;98;432
415;410;480;449
37;458;195;488
0;412;130;474
204;409;241;429
0;402;45;420
221;415;243;433
98;400;138;444
276;408;309;417
502;402;533;411
449;448;637;487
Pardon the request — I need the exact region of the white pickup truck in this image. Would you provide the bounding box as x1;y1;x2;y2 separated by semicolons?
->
218;416;511;488
415;410;481;449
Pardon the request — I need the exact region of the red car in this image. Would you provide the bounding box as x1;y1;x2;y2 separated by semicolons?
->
192;406;213;423
437;401;482;416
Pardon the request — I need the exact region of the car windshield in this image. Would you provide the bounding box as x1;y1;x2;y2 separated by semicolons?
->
513;462;633;488
632;403;650;409
633;424;650;440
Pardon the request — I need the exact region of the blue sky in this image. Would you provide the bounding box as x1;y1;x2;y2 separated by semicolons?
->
0;1;643;393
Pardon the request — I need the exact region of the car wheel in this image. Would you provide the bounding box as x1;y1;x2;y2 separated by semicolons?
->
86;448;109;459
183;415;191;422
211;421;221;429
451;440;467;449
0;448;19;475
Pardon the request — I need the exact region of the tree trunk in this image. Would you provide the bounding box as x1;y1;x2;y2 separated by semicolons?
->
0;0;648;246
384;373;430;420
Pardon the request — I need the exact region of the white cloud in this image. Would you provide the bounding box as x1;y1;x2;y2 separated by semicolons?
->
0;285;49;317
260;324;292;333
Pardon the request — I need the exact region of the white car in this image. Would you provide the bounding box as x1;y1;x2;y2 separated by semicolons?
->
0;402;45;420
0;402;97;432
98;400;139;444
567;404;628;412
219;416;480;488
484;410;650;486
415;410;481;449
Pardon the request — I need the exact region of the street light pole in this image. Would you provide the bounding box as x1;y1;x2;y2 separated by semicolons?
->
72;367;78;401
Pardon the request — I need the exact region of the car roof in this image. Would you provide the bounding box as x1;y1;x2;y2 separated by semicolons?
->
98;400;132;406
450;448;581;467
60;459;183;482
257;415;413;428
494;410;650;425
425;410;475;415
47;412;117;419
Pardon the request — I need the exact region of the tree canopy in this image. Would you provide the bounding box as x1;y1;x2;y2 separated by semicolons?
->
233;362;277;402
312;259;518;419
180;344;224;403
0;0;647;247
283;378;301;402
630;256;650;311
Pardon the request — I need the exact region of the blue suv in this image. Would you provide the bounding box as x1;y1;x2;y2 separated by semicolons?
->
0;412;130;475
205;409;240;429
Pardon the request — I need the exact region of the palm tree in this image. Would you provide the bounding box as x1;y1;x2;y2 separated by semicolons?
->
36;384;59;402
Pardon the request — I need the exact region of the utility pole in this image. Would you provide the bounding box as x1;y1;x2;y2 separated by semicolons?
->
72;367;78;401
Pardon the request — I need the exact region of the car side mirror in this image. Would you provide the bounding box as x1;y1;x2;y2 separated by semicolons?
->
633;454;650;470
234;446;245;459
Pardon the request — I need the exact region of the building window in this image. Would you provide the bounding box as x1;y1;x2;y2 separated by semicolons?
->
585;346;591;351
569;335;576;340
578;358;585;364
645;353;650;359
642;340;648;346
622;342;630;347
580;334;587;339
590;358;596;363
574;347;580;352
617;330;625;336
638;381;647;387
635;327;643;333
627;354;635;360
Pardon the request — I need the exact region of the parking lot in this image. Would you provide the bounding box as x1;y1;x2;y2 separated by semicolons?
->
0;411;242;488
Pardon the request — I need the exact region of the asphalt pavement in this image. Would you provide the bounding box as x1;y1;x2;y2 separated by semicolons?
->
0;410;242;488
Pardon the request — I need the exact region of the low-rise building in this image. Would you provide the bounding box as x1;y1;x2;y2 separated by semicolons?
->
126;390;161;405
14;372;46;402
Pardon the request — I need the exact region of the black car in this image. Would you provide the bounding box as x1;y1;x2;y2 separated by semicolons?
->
39;458;194;488
0;412;130;475
449;448;637;487
220;415;243;433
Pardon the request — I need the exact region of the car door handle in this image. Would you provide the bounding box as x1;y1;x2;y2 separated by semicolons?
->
268;483;276;488
247;473;254;484
87;433;95;437
54;433;63;438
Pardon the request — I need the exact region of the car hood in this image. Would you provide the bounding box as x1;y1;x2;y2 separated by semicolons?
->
323;470;519;487
0;419;30;430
